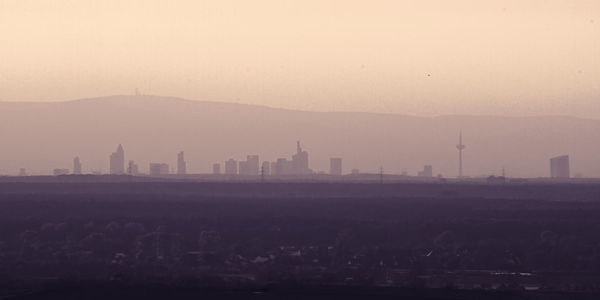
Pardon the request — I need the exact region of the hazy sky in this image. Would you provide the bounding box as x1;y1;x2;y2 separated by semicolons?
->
1;0;599;117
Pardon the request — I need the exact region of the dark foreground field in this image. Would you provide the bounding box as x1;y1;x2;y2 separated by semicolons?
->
1;181;600;299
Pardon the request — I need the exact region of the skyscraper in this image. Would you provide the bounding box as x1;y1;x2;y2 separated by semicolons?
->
109;144;125;175
261;161;270;176
177;151;186;175
292;141;310;175
212;163;221;174
330;157;342;176
127;160;139;175
550;155;570;178
239;155;259;175
224;159;237;175
73;156;82;175
456;132;466;178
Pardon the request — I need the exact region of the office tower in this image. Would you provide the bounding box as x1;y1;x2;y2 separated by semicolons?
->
239;155;259;175
273;158;294;175
53;168;69;176
292;141;310;175
456;132;466;178
73;156;82;175
261;161;270;176
212;163;221;174
224;159;237;175
418;165;433;177
149;163;169;176
550;155;570;178
330;157;342;176
127;160;139;175
109;144;125;175
177;151;186;175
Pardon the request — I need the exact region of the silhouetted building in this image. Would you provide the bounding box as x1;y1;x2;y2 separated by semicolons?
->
73;156;82;175
19;168;27;176
550;155;570;178
330;158;342;176
224;159;237;175
418;165;433;177
261;161;270;176
109;144;125;175
273;158;294;175
239;155;259;175
487;175;506;184
292;141;311;175
149;163;169;176
212;163;221;174
53;168;69;176
177;151;186;175
351;168;360;175
127;160;139;175
456;132;466;178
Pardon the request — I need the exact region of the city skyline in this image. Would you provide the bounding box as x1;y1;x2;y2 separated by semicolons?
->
11;137;577;180
0;95;597;178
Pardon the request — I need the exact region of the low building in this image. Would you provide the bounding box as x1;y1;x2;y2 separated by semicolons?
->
149;163;169;176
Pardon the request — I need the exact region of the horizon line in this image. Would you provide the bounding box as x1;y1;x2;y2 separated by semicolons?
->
0;93;597;121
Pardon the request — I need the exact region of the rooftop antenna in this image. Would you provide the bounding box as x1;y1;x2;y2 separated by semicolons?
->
456;130;466;178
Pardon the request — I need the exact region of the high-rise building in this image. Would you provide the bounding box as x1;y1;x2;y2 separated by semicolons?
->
73;156;82;175
456;132;466;178
212;163;221;174
261;161;270;176
330;157;342;176
149;163;169;176
418;165;433;177
239;155;259;175
273;158;294;175
224;159;237;175
109;144;125;175
292;141;311;175
550;155;570;178
177;151;186;175
127;160;139;175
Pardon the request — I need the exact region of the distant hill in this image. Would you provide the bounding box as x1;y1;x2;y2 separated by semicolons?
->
1;95;599;177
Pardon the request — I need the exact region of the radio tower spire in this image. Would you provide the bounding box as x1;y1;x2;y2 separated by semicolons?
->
456;131;466;178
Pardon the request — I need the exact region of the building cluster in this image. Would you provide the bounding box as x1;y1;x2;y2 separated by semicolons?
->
213;141;315;177
20;133;577;179
48;141;343;177
107;145;187;176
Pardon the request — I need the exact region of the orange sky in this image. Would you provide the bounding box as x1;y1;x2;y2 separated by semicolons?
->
1;0;599;117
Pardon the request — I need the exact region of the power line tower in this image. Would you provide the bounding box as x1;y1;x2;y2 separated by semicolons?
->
456;131;466;178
